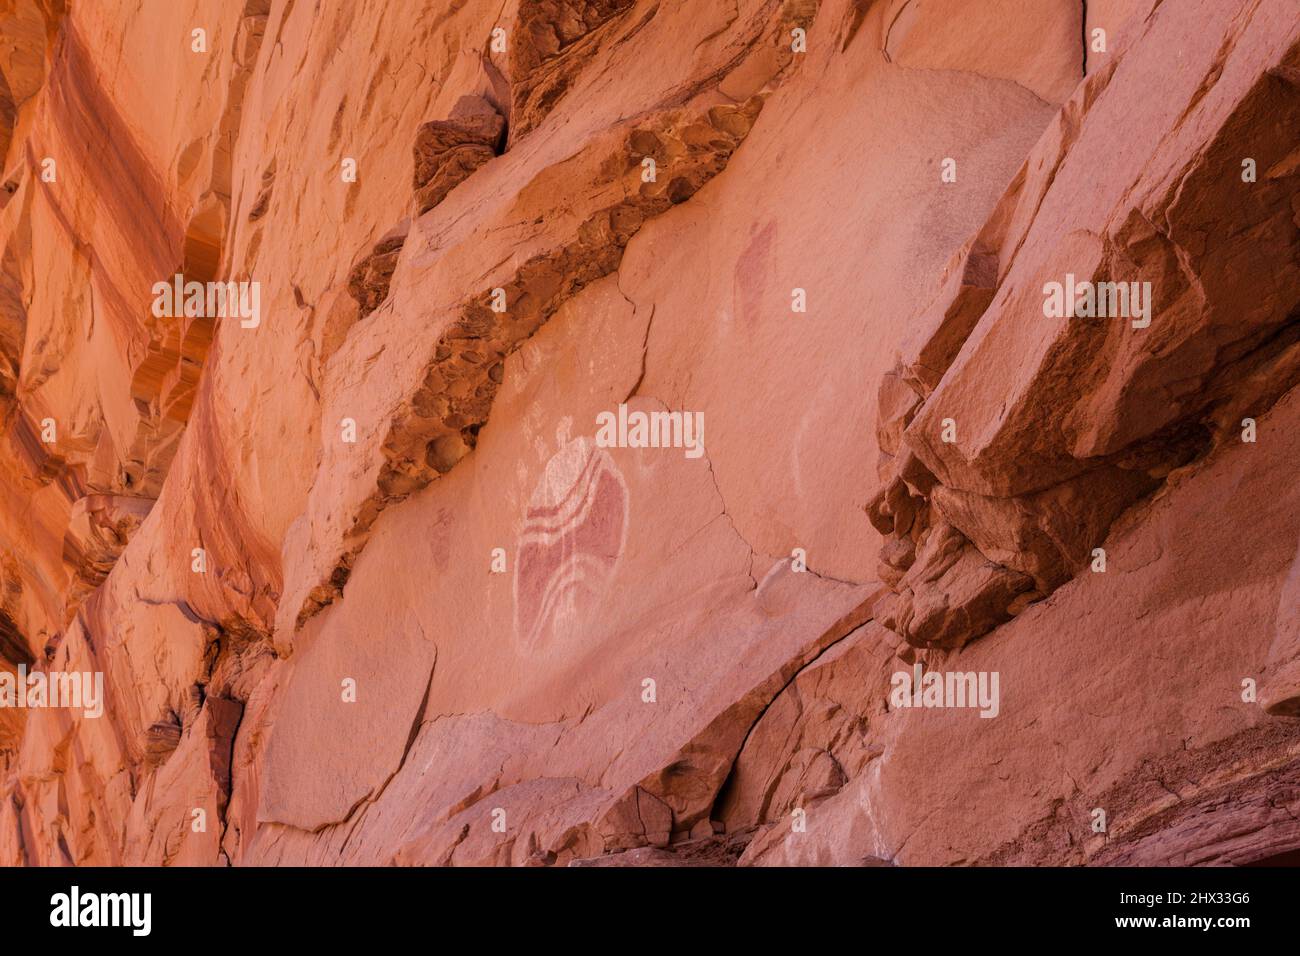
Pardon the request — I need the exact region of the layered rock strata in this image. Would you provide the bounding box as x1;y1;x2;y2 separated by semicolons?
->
0;0;1296;868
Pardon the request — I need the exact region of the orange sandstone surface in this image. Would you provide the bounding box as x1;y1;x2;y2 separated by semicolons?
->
0;0;1298;866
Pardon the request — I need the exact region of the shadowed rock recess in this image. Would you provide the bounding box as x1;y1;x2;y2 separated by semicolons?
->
0;0;1297;868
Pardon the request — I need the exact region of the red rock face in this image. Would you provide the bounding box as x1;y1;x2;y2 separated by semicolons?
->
0;0;1297;868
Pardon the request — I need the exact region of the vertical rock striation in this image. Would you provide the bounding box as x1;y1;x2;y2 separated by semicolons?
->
0;0;1297;868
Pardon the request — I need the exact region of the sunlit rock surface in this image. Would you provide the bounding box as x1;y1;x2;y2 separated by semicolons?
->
0;0;1297;867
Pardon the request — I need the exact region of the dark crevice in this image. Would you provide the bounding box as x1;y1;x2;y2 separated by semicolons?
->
708;619;876;828
1243;847;1300;866
0;609;35;669
1081;0;1089;77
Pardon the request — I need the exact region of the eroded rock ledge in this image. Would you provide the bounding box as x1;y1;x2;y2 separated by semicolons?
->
869;15;1300;655
0;0;1297;870
281;0;817;636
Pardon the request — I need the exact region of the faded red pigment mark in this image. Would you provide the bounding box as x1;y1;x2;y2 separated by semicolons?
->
733;220;775;324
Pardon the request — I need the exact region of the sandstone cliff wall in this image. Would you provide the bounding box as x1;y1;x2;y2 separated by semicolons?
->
0;0;1297;866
